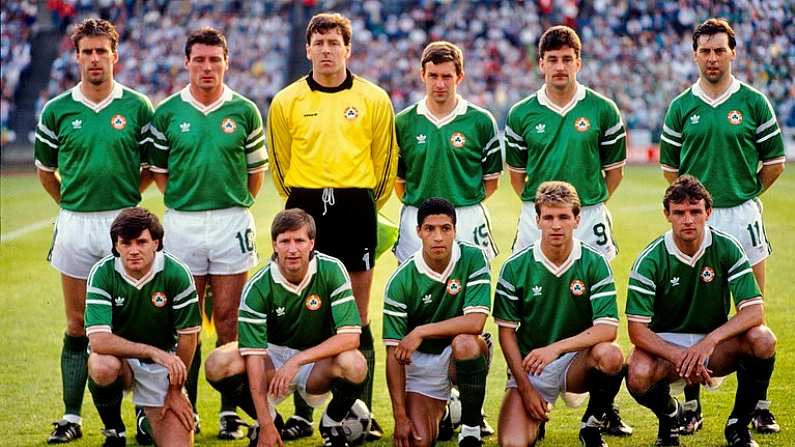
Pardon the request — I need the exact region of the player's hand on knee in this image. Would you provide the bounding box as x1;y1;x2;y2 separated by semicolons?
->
268;359;299;398
678;338;715;382
259;422;284;447
392;415;421;447
161;387;194;432
151;350;187;386
523;346;558;376
519;385;549;422
395;331;422;365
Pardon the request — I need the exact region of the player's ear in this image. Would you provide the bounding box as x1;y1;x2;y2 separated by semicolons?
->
308;238;315;252
111;240;120;257
155;239;163;252
305;44;311;61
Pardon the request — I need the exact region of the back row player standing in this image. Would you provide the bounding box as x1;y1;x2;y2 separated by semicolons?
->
34;19;154;444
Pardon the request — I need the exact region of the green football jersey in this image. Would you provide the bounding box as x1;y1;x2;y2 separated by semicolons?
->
626;226;762;334
383;241;491;354
148;86;267;211
238;253;362;355
34;82;153;212
84;252;200;351
493;240;618;356
505;84;626;206
659;77;785;208
395;97;502;207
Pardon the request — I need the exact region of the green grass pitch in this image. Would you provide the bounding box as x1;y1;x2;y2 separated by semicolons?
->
1;165;792;446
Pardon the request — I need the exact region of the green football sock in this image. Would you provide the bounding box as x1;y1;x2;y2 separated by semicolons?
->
629;380;677;419
326;378;365;423
88;377;124;432
730;354;775;425
187;342;201;411
293;391;315;422
61;334;89;417
359;324;375;409
455;355;488;428
684;383;700;404
583;367;624;421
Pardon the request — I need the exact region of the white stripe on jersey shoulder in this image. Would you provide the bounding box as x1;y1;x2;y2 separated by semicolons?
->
316;253;352;283
35;133;58;149
708;226;747;256
87;254;116;285
37;122;58;140
239;264;271;314
630;236;665;272
468;102;500;137
384;254;418;295
506;94;538;118
739;80;779;118
38;89;73;120
580;241;615;273
164;252;195;279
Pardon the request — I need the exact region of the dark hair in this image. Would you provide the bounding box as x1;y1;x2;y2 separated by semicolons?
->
306;12;352;46
534;181;581;217
693;18;736;51
421;41;464;75
110;208;164;256
663;175;713;211
271;209;316;241
71;18;119;53
185;27;228;59
417;198;457;227
538;25;581;59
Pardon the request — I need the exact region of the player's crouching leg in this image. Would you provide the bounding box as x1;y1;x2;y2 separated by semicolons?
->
578;342;626;447
205;342;258;420
451;334;489;447
87;354;128;446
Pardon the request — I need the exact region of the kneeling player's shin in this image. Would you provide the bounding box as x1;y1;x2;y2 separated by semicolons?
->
88;377;124;431
187;342;201;411
730;354;775;425
326;378;366;423
583;366;624;421
359;324;375;409
629;380;677;419
455;355;488;429
209;374;257;420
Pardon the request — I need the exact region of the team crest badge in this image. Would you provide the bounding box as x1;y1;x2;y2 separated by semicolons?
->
221;118;237;133
446;279;462;296
151;291;168;308
343;106;359;121
574;117;590;132
111;114;127;130
305;294;322;311
727;110;743;125
700;266;716;283
570;279;586;296
450;132;466;148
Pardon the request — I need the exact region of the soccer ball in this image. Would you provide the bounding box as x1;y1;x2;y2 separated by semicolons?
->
324;399;371;445
448;388;462;428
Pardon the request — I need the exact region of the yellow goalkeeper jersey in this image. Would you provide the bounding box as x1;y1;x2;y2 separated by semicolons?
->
266;70;398;208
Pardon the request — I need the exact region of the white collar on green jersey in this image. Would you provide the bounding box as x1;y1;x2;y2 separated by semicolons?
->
691;76;741;108
537;82;587;116
270;255;318;295
413;240;462;283
180;84;234;115
71;81;124;113
416;95;468;128
663;225;713;267
533;238;582;277
114;251;165;290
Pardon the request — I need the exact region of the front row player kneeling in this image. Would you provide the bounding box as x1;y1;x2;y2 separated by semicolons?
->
494;181;626;447
84;208;201;446
383;198;492;447
625;175;777;447
205;209;368;447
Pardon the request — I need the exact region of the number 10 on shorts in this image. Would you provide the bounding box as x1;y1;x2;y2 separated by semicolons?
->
235;228;255;254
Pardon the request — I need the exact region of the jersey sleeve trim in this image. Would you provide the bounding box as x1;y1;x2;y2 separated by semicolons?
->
506;165;526;173
239;348;268;356
602;160;626;170
177;326;202;335
337;326;362;334
86;325;112;335
239;316;268;324
466;279;491;288
483;173;501;180
630;271;657;290
87;285;112;300
727;268;753;283
35;133;59;149
626;314;652;323
662;124;682;138
495;289;519;301
756;118;777;134
590;291;616;301
383;309;407;318
173;285;196;303
384;297;407;309
762;156;786;166
463;306;490;314
628;285;655;296
149;166;168;174
37;122;58;140
246;134;265;148
331;295;355;307
604;122;624;137
495;319;519;329
593;317;619;326
600;132;626;146
34;159;57;172
498;278;516;292
384;339;400;346
756;129;781;144
660;164;679;173
737;297;763;310
660;135;682;147
173;297;199;310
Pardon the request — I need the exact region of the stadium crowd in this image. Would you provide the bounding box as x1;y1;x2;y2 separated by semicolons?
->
1;0;37;144
17;0;795;136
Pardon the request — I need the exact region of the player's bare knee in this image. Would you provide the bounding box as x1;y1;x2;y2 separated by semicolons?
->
451;334;481;360
745;325;776;359
335;349;367;383
626;359;655;393
65;318;86;337
593;342;624;374
88;354;122;384
205;343;241;382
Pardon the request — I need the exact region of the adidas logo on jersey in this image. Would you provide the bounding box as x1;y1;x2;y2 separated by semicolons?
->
535;123;546;134
71;119;82;129
114;296;125;306
180;122;191;133
690;114;700;125
416;134;427;144
275;306;286;317
532;285;542;296
422;294;432;304
670;276;680;287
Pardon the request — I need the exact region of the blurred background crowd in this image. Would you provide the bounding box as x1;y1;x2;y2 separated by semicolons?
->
2;0;794;147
